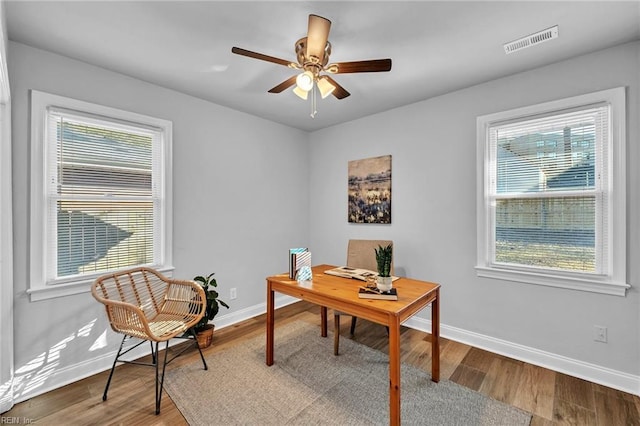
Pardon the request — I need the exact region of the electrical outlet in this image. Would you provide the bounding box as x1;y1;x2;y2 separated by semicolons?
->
593;325;608;343
230;287;237;300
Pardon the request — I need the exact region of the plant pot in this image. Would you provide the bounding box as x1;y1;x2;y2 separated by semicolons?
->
195;324;215;348
376;276;393;292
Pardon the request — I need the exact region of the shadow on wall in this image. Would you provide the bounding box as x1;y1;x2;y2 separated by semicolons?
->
10;317;111;400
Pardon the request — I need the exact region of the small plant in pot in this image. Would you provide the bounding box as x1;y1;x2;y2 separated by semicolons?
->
375;243;393;292
192;272;229;348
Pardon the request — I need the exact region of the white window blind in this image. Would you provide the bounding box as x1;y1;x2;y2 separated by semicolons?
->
489;105;607;274
46;108;162;279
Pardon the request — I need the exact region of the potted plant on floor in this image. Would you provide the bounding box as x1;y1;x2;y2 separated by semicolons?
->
375;243;393;292
192;272;229;348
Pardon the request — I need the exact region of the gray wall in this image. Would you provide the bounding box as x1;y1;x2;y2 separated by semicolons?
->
9;41;310;400
8;38;639;400
308;41;639;387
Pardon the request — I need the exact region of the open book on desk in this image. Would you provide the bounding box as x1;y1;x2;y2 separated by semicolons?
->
324;266;400;282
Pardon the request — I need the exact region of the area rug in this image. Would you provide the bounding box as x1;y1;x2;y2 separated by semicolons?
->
164;321;532;425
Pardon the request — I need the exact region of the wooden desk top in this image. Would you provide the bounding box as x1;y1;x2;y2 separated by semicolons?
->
267;264;440;326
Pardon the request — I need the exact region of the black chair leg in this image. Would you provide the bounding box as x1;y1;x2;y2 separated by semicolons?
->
189;327;208;370
335;315;359;356
155;341;171;415
334;314;340;356
350;316;358;336
102;334;127;401
102;332;207;415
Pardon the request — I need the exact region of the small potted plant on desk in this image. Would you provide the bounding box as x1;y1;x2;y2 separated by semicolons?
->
192;272;229;348
375;243;393;292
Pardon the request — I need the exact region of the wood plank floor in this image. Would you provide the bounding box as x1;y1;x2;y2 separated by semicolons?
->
3;301;639;425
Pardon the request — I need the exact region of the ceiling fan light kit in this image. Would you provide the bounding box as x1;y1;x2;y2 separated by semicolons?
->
232;14;392;118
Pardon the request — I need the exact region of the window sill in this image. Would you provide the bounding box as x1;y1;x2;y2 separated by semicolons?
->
27;265;175;302
475;266;630;297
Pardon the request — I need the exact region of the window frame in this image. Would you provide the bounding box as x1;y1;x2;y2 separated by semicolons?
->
476;87;628;296
29;90;173;301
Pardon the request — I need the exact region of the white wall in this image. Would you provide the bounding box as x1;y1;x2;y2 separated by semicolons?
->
0;0;14;413
7;38;639;401
308;41;640;393
8;41;310;401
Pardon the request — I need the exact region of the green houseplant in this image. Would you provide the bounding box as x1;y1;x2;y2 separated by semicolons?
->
192;272;229;348
374;244;393;292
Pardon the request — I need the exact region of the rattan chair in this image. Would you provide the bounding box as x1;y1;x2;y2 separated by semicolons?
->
91;267;208;414
333;239;394;355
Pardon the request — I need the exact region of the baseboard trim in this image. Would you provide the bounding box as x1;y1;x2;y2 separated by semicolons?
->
213;294;300;331
218;298;640;396
404;316;640;396
14;297;638;403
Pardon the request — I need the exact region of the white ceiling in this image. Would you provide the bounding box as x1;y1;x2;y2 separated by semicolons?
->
6;1;640;132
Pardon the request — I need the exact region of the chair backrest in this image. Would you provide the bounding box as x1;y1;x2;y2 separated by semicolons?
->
92;267;171;320
347;239;394;275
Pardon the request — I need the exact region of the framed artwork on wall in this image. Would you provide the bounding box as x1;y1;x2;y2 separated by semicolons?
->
348;155;392;224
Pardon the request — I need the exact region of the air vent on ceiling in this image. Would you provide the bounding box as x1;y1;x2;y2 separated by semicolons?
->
504;25;559;54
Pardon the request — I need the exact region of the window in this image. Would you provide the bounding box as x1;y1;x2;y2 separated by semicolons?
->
29;91;173;300
476;88;628;296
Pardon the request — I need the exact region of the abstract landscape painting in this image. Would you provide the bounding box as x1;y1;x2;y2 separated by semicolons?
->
348;155;391;224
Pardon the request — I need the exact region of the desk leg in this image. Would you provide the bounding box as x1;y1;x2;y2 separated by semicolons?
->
320;306;328;337
388;315;401;426
431;288;440;382
266;281;274;366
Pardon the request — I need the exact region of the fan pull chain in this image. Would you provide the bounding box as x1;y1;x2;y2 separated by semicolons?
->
310;85;317;118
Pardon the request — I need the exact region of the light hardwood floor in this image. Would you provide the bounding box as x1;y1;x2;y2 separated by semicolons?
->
3;301;639;425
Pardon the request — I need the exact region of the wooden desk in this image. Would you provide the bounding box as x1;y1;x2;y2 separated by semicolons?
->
266;264;440;426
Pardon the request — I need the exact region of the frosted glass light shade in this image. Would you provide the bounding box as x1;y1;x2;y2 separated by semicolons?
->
293;86;308;100
296;71;314;92
317;76;335;99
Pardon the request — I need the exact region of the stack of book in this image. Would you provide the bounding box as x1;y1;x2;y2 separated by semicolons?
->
289;248;311;280
358;286;398;300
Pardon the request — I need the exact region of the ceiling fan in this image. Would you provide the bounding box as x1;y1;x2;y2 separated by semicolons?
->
231;14;392;113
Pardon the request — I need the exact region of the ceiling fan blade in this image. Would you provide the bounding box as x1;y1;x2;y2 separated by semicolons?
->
267;75;297;93
232;47;294;67
306;14;331;63
324;76;350;99
327;59;392;74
